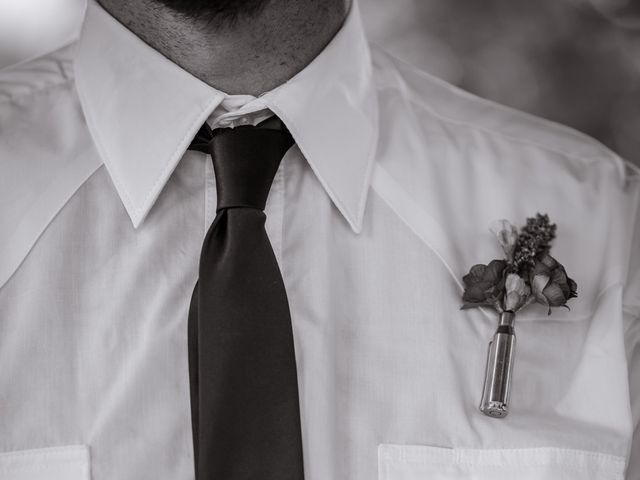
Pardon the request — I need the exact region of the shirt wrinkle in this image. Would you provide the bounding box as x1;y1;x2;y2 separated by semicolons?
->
0;45;75;104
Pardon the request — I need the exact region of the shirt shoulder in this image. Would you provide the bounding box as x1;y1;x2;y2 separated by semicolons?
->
370;45;635;183
0;43;102;289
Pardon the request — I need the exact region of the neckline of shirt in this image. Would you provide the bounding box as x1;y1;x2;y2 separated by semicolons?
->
73;0;379;233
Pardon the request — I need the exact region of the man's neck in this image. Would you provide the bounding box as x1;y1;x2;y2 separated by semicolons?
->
97;0;350;96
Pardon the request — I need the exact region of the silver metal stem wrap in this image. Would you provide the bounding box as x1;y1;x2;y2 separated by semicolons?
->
479;311;516;418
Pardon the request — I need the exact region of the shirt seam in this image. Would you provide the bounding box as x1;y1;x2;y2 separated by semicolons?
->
0;161;103;291
376;83;624;174
0;76;74;106
0;445;87;458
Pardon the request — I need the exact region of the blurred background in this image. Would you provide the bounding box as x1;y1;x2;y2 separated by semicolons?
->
1;0;639;165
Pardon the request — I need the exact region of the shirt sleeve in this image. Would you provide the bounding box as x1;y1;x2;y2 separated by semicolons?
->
623;162;640;480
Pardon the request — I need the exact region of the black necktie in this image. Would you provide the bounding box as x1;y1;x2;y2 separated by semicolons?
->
187;119;304;480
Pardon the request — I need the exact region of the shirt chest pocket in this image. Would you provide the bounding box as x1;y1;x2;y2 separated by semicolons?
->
0;446;90;480
378;444;626;480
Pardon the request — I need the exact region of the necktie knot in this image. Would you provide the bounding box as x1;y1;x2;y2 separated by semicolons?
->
190;122;294;211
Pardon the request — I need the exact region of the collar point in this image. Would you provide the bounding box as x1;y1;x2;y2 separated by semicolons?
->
124;203;146;230
342;202;366;234
347;215;364;235
130;216;144;230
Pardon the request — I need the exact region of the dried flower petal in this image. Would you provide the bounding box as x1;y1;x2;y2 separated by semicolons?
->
489;219;519;263
461;259;507;311
529;254;577;314
503;273;530;312
542;282;567;306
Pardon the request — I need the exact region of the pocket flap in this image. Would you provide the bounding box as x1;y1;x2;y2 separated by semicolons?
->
0;445;90;480
379;444;626;480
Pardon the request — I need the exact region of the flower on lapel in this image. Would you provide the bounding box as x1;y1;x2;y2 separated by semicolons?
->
460;213;576;315
529;253;578;314
466;214;576;419
461;260;507;311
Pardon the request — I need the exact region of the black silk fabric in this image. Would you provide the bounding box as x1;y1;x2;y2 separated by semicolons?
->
187;122;304;480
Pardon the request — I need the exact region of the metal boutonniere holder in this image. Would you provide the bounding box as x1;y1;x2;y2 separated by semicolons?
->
460;214;578;418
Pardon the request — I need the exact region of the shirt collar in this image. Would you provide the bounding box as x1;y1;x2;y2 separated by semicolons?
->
74;0;378;233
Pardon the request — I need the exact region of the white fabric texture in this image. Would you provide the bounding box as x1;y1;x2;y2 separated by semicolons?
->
0;446;90;480
0;1;639;479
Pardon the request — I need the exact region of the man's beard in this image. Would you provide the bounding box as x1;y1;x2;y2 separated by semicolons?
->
153;0;271;24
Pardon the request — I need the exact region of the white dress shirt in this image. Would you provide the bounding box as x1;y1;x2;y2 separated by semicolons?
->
1;1;640;479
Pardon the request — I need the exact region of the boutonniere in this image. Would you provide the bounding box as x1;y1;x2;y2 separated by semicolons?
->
460;213;577;418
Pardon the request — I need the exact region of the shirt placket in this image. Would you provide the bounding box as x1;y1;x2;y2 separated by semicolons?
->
265;163;285;265
204;153;217;233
